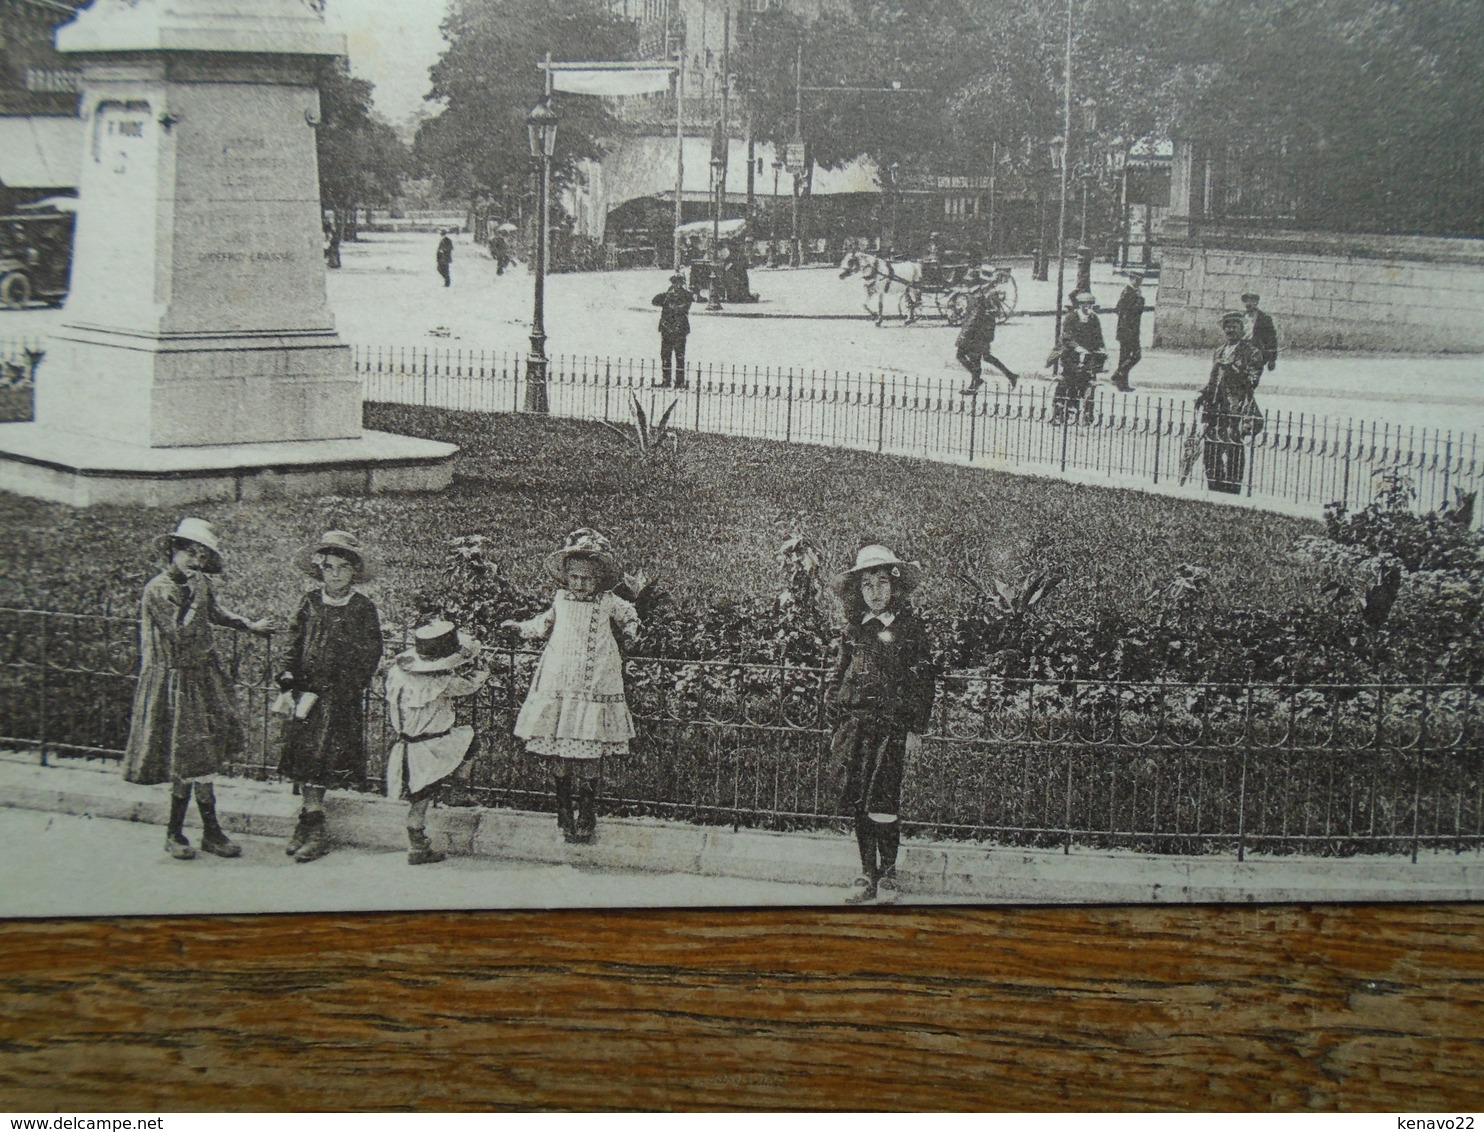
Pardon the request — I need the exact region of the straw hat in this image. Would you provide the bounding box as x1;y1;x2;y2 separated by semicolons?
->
154;517;224;575
543;528;622;590
291;530;376;583
1071;289;1096;305
394;620;481;674
829;544;922;598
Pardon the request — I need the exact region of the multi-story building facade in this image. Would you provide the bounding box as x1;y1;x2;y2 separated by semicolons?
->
578;0;875;263
0;0;85;212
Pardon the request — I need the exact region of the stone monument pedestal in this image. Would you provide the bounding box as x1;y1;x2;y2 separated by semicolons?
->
0;0;456;506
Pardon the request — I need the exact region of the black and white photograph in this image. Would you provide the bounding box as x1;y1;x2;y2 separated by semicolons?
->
2;0;1482;918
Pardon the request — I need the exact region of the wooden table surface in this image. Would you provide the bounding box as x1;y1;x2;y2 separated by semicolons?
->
1;904;1482;1111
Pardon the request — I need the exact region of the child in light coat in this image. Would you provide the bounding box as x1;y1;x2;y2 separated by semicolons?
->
503;529;640;844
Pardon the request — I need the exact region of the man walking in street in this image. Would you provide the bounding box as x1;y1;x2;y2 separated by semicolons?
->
957;267;1018;395
652;272;692;388
436;230;454;288
1110;271;1145;391
1242;292;1278;373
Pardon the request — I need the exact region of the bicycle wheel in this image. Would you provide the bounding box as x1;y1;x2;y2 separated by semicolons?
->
994;274;1018;323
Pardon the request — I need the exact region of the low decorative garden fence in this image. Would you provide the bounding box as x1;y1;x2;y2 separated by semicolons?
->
354;345;1484;528
4;606;1479;860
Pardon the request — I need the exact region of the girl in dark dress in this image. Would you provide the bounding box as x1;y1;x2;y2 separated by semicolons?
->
276;531;384;863
827;544;938;905
124;518;275;861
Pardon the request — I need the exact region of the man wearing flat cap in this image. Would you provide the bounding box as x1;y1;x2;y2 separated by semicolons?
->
1242;292;1278;373
652;271;693;388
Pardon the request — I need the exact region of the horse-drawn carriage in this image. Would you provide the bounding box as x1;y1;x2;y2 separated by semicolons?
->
839;250;1017;327
676;217;757;303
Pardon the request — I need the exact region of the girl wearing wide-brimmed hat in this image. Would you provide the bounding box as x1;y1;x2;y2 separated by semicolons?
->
383;620;490;865
502;529;640;844
122;518;276;861
275;531;385;863
826;543;938;905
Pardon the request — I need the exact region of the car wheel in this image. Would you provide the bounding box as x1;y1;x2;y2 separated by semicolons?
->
0;271;31;309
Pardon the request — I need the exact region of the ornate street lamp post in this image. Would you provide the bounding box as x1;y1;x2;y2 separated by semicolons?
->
1050;0;1073;367
524;99;559;413
708;153;725;311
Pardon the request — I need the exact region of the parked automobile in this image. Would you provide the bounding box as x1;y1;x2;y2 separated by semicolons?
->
0;202;75;309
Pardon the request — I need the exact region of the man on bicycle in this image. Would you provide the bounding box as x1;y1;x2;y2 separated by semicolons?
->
1052;289;1106;424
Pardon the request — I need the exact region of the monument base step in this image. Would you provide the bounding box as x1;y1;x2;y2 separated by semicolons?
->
0;423;458;506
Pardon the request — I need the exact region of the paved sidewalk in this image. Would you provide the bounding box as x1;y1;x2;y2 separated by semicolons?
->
2;757;1480;915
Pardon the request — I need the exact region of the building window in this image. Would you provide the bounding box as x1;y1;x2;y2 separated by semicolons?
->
944;195;980;219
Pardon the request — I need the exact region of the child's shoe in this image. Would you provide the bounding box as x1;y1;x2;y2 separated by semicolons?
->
201;829;244;859
843;875;876;904
195;783;243;858
407;828;446;866
164;832;196;860
573;782;598;844
293;812;330;863
285;812;312;856
165;791;195;859
874;869;900;905
554;777;577;843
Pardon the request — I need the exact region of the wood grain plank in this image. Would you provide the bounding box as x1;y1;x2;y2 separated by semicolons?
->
1;906;1482;1111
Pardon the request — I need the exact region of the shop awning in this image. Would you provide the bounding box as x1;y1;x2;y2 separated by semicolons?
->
0;116;82;189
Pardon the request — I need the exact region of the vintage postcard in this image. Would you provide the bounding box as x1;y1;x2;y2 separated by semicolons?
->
0;0;1480;917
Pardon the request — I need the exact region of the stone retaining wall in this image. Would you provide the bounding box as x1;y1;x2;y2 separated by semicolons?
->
1153;233;1484;353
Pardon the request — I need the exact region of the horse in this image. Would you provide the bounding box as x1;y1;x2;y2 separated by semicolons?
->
838;250;924;325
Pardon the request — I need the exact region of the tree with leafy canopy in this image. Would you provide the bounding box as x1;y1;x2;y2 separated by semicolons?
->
738;0;1483;239
316;61;410;228
414;0;638;209
316;60;411;239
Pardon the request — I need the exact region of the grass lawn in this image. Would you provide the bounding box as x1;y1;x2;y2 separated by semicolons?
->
0;402;1323;635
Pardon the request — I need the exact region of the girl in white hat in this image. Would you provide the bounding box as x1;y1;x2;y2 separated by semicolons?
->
827;543;938;904
122;518;276;861
275;531;385;863
502;529;640;844
384;620;490;865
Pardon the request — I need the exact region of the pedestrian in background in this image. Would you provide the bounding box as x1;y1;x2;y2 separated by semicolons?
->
503;529;640;845
489;227;511;275
384;620;490;865
1110;271;1145;391
651;272;692;388
1197;310;1267;494
956;267;1018;395
274;531;384;864
1241;292;1278;373
436;230;453;287
122;518;275;861
827;544;937;905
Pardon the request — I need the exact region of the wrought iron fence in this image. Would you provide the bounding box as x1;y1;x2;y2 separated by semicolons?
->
0;337;42;423
355;345;1484;527
4;606;1480;860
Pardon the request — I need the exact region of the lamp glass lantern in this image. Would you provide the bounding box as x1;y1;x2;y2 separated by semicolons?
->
527;101;559;159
